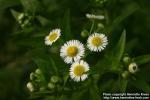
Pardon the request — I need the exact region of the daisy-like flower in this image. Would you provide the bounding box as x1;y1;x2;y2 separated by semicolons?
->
60;40;85;64
70;60;89;82
86;13;105;20
128;62;138;74
45;28;61;45
87;33;108;52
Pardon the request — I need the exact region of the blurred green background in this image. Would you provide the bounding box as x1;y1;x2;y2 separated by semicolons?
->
0;0;150;100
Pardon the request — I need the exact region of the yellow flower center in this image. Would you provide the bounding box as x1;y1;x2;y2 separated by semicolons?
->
73;65;85;76
91;36;102;47
67;46;78;57
48;32;58;41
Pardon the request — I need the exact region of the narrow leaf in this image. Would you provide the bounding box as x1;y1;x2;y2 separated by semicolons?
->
119;78;128;92
62;9;71;39
103;2;139;33
131;77;150;93
133;54;150;65
36;16;50;26
111;30;126;70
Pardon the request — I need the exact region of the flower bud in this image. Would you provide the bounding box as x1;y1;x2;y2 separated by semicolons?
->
40;86;46;91
30;72;36;80
128;63;138;74
24;19;30;26
48;82;55;89
122;71;129;79
51;76;59;83
18;13;24;20
81;30;89;38
97;23;104;29
35;69;41;74
123;56;131;65
27;82;34;92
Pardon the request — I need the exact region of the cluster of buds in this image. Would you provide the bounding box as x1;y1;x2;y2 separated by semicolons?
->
121;55;139;79
27;68;62;92
17;13;33;28
47;76;61;90
26;69;46;92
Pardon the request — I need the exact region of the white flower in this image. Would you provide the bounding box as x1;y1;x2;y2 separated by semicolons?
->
70;60;89;82
87;33;108;52
45;28;61;45
27;82;34;92
86;13;105;20
60;40;85;64
128;63;138;74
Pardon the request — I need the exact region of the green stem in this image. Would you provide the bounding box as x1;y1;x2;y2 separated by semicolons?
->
89;20;95;34
104;9;109;25
58;74;69;100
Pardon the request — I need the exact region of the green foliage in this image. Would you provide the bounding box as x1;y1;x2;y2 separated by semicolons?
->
133;54;150;65
0;0;150;100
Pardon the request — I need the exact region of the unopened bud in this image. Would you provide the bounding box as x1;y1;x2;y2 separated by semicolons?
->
51;76;59;83
18;13;24;20
30;72;36;80
123;56;131;65
35;69;41;74
27;82;34;92
40;86;46;91
97;23;104;29
128;63;138;74
48;82;55;89
122;71;129;79
81;30;89;38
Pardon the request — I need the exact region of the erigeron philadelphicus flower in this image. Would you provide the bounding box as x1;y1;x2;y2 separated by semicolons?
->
60;40;85;64
45;28;61;45
87;33;108;52
86;13;105;20
70;60;89;82
128;62;138;74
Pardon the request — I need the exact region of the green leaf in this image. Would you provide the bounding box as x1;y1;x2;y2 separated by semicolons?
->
71;89;88;100
103;2;139;33
16;37;45;48
130;77;150;93
61;9;71;40
133;54;150;65
119;76;128;92
111;30;126;70
49;57;58;75
20;0;41;13
0;0;20;11
89;87;100;100
126;38;139;54
28;49;58;80
92;30;126;73
36;16;50;26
